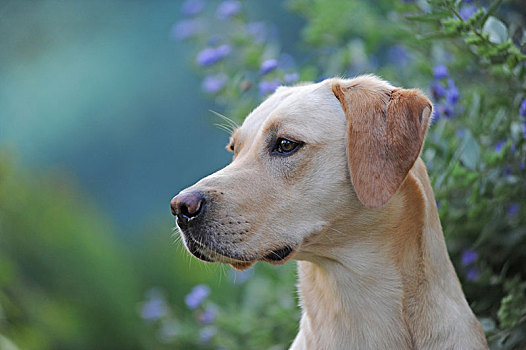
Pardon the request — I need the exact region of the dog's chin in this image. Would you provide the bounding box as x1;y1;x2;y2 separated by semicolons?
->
229;261;255;271
181;234;296;270
230;246;297;270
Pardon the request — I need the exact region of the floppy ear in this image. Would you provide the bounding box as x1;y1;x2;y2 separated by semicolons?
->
332;78;432;208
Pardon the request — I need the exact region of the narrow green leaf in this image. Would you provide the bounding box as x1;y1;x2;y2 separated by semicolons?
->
458;130;481;171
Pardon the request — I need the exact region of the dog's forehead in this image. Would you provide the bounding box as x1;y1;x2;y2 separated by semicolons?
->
238;80;344;142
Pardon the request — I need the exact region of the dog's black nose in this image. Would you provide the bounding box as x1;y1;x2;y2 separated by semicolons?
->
171;190;205;221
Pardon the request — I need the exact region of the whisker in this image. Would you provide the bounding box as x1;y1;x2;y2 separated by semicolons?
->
171;227;183;245
219;263;227;284
214;123;235;134
209;110;239;130
173;235;182;245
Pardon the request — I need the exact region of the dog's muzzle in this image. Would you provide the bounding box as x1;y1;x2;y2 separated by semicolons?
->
170;190;296;266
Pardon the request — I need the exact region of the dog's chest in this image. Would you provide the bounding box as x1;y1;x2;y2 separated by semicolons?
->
295;261;412;350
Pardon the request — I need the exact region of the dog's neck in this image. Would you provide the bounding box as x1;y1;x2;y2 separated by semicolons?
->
295;249;413;349
293;213;416;349
291;163;485;349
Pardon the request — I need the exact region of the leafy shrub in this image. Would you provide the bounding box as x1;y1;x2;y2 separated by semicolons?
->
158;0;526;349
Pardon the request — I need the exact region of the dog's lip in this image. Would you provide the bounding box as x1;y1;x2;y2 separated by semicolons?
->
184;235;252;264
230;246;296;270
183;234;297;268
229;261;255;271
183;236;215;262
262;246;295;263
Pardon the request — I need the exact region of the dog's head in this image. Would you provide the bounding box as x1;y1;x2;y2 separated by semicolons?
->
171;75;432;270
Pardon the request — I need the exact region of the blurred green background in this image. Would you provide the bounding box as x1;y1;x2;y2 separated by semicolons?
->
0;0;229;228
0;1;229;349
1;0;525;349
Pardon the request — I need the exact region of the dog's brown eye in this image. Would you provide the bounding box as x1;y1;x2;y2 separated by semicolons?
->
275;138;301;155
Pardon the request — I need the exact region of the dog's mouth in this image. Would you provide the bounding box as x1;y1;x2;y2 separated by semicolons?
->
182;234;296;270
262;246;294;262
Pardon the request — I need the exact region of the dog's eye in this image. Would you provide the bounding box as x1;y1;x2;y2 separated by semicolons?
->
274;138;302;155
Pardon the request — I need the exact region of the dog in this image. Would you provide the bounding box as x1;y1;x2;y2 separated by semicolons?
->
171;75;489;349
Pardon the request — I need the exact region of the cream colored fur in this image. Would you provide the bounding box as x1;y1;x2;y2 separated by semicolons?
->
176;76;489;349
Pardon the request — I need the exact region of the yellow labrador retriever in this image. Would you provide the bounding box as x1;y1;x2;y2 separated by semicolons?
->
171;75;488;349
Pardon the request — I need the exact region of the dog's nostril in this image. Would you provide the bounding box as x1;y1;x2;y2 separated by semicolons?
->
171;190;205;220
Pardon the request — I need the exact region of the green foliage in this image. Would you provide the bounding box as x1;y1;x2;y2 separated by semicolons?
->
497;276;525;329
171;0;526;349
0;154;146;350
146;264;299;350
413;0;526;69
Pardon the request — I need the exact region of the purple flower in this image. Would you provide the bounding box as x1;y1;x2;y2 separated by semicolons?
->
141;298;167;321
185;284;210;309
430;82;447;100
434;103;453;119
198;305;218;324
216;1;241;20
466;267;481;282
258;79;281;96
196;45;231;66
446;79;460;105
508;203;519;216
181;0;205;16
520;99;526;117
387;45;410;66
433;65;449;80
461;249;478;267
431;109;439;121
246;22;267;42
495;140;505;153
260;59;278;75
171;20;199;40
216;44;231;56
284;72;299;84
463;0;474;3
202;74;228;94
459;5;477;21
